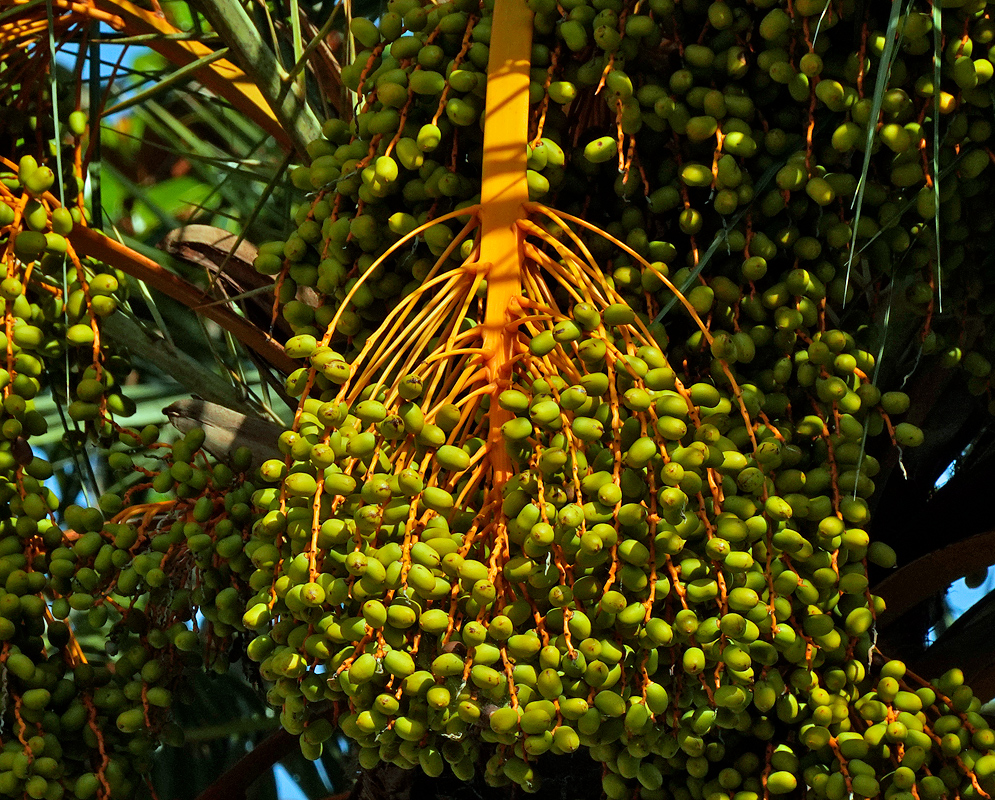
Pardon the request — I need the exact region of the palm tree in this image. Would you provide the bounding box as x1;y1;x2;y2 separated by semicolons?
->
1;0;995;798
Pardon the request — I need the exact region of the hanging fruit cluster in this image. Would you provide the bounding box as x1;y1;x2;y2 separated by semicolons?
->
0;109;266;795
267;0;995;389
3;0;995;797
239;0;995;798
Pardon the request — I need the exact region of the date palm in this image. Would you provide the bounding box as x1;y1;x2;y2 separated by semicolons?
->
1;0;995;799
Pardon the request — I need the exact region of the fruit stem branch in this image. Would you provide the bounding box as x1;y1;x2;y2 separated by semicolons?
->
480;0;533;486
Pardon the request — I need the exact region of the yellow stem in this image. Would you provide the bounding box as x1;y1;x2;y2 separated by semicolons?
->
422;326;484;406
318;207;479;350
524;205;609;293
337;270;465;404
385;259;483;397
522;242;587;307
479;0;533;488
441;266;487;356
384;289;470;394
520;218;612;305
348;274;470;402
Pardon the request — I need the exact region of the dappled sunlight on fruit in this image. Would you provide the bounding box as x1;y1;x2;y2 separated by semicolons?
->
4;0;995;797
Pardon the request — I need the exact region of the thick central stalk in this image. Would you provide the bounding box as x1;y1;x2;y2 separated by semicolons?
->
480;0;533;485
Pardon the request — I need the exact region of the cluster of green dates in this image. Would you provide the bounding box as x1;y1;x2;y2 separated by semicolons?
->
0;154;133;426
0;267;132;471
254;0;497;355
7;0;995;796
258;0;995;406
0;132;174;797
235;282;995;800
0;637;169;799
1;142;263;796
233;0;995;796
539;0;995;407
0;399;267;799
1;155;82;268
